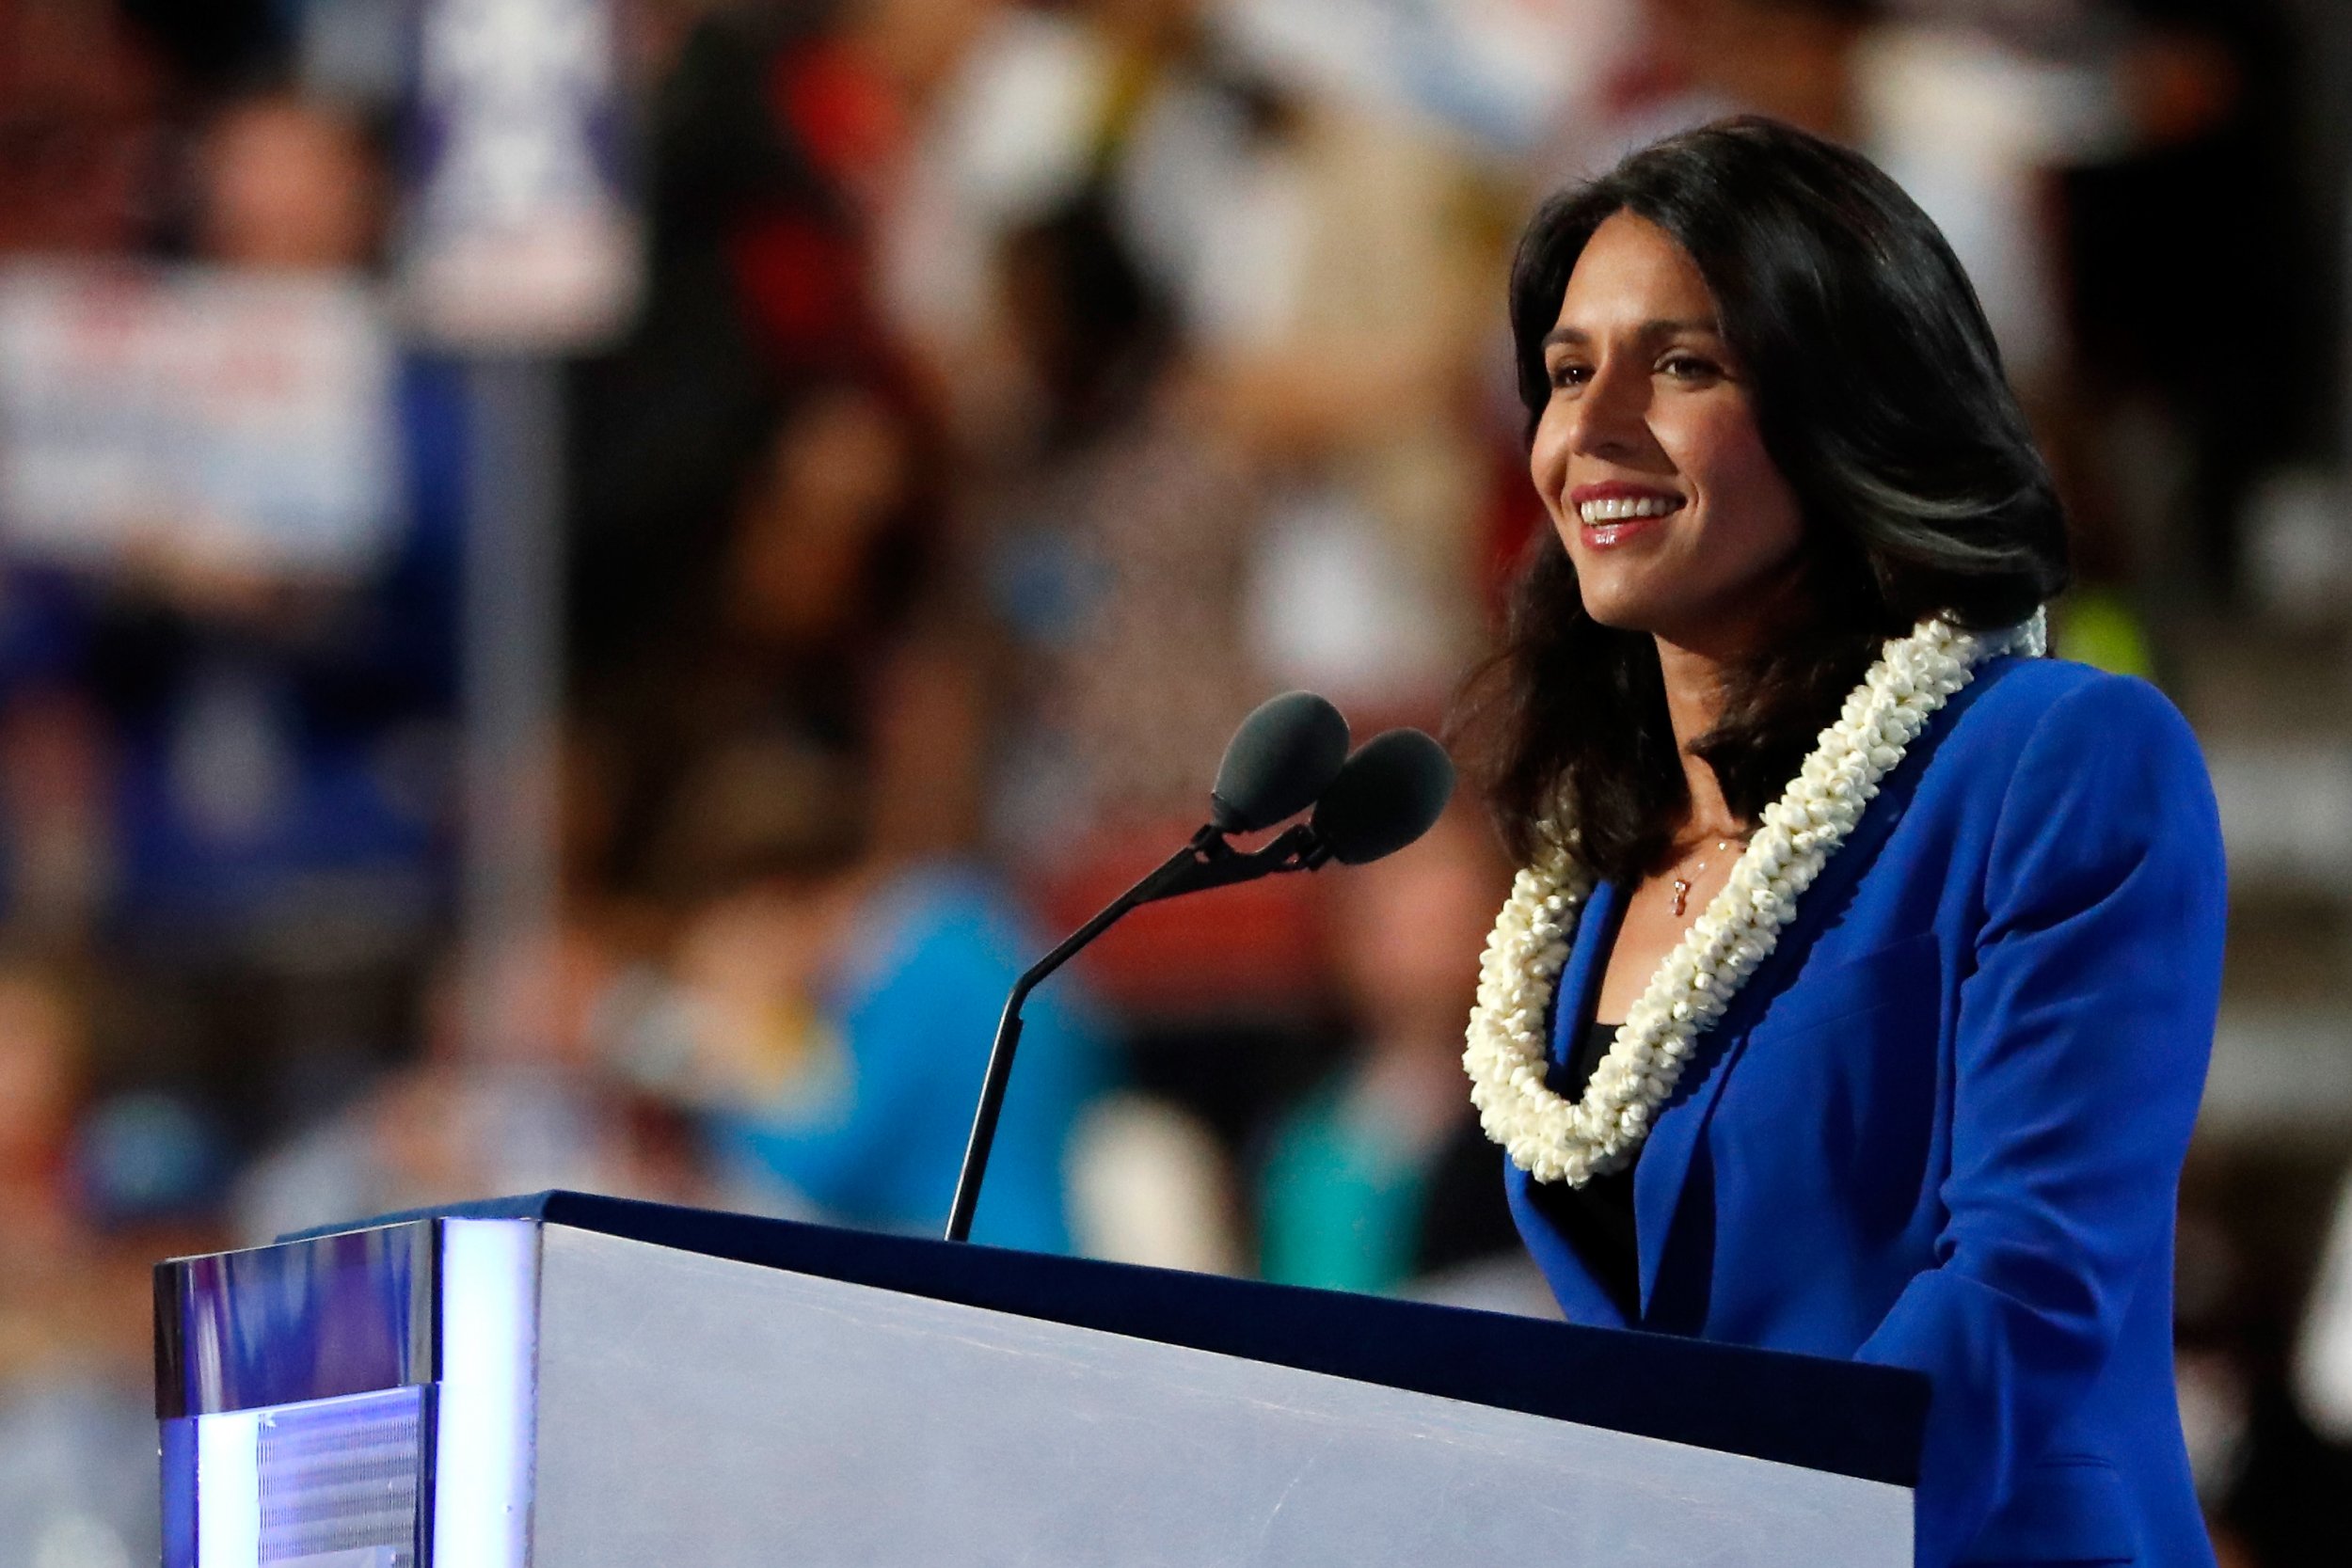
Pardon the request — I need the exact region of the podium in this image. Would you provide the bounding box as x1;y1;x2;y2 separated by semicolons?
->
154;1190;1926;1566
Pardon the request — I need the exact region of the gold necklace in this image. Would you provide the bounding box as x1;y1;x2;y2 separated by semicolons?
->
1666;833;1751;918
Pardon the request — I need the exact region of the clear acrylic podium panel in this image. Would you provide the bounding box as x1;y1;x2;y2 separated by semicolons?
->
155;1194;1923;1567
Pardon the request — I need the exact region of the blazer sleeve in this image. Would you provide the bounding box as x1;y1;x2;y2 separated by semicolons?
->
1853;673;2226;1564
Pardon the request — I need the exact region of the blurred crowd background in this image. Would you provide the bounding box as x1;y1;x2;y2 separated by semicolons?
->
0;0;2347;1561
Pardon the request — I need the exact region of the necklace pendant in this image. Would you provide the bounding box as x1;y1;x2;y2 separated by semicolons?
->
1670;878;1692;917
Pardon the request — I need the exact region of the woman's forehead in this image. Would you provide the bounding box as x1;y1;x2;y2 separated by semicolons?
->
1553;213;1722;334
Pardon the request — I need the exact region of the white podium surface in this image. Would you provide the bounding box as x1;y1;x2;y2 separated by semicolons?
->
531;1226;1910;1567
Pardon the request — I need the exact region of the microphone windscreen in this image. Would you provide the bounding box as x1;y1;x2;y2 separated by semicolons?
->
1310;729;1455;865
1211;691;1351;832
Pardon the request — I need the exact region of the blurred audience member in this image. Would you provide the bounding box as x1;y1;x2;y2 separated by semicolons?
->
981;194;1263;857
0;0;163;256
196;90;381;268
2055;0;2328;611
569;0;986;700
568;14;995;906
2180;1153;2352;1568
234;915;693;1244
1256;808;1522;1298
1066;1088;1246;1273
2294;1167;2352;1448
597;729;1104;1253
0;959;202;1568
0;675;112;944
587;377;960;895
973;186;1333;1033
0;89;466;1144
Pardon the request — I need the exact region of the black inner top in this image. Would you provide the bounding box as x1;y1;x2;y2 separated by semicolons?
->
1527;1018;1643;1318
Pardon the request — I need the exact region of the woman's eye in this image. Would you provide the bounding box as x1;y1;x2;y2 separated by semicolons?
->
1660;354;1722;381
1548;361;1591;390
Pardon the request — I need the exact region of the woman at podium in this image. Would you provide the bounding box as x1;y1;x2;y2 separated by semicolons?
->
1463;118;2222;1567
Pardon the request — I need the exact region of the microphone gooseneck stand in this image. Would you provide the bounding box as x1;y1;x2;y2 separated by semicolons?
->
944;822;1330;1243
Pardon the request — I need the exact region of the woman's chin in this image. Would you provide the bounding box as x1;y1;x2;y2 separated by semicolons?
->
1576;591;1670;636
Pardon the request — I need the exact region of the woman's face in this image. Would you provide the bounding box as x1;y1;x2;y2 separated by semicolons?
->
1528;211;1805;652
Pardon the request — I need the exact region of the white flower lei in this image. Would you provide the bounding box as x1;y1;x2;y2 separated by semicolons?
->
1465;610;2047;1185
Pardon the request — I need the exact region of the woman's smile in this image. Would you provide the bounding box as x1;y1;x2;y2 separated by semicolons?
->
1568;482;1686;547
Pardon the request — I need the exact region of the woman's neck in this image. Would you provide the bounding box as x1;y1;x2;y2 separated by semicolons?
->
1654;635;1746;843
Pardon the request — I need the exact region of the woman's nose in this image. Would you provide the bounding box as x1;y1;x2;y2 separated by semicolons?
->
1565;358;1647;459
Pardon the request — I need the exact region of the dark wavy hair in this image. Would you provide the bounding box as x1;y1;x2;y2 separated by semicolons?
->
1464;116;2069;881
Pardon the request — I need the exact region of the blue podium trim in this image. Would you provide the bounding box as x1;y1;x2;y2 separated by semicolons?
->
155;1219;436;1420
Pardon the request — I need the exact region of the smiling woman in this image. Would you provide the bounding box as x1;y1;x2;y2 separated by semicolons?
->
1480;118;2067;889
1457;119;2225;1568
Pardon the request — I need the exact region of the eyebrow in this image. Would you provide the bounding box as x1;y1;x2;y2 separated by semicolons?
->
1542;317;1723;350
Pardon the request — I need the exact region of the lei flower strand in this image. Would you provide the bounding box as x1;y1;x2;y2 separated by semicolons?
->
1464;610;2047;1186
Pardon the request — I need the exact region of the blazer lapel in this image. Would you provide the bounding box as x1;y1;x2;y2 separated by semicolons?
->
1629;734;1938;1323
1630;978;1764;1322
1517;877;1632;1330
1549;878;1622;1078
1531;872;1727;1327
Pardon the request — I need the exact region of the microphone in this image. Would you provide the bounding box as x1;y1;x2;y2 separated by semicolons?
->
944;700;1455;1243
1310;729;1455;865
1210;690;1350;832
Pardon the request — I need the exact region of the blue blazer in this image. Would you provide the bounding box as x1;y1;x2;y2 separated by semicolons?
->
1507;657;2225;1568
